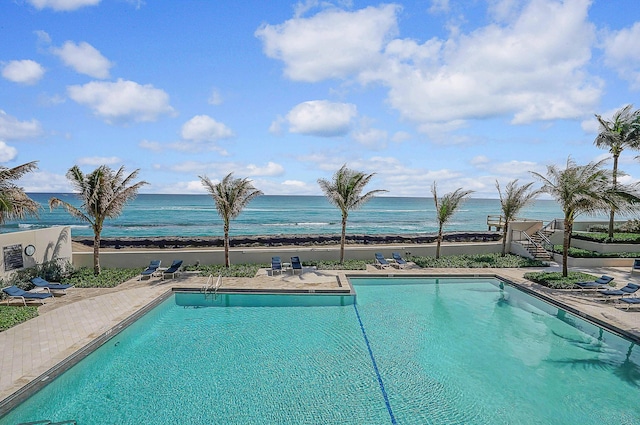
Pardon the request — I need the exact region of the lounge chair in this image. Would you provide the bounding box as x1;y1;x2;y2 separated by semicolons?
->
392;252;407;268
375;253;390;269
139;260;161;280
619;297;640;310
597;283;639;300
30;276;74;294
631;259;640;276
162;260;183;280
271;256;282;275
2;285;53;305
574;275;614;290
291;256;302;274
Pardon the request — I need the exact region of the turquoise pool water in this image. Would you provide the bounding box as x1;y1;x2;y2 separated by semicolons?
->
3;278;639;424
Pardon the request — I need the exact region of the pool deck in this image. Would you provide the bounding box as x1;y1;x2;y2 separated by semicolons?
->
1;262;639;411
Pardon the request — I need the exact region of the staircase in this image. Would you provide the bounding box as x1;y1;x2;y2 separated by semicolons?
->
519;230;553;261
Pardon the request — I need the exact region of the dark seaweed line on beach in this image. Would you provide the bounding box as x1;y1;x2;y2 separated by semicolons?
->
73;232;502;249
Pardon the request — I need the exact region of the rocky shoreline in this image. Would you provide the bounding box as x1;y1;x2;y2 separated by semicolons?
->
73;232;502;249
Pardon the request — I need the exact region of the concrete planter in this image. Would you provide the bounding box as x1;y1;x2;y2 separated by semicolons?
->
552;253;635;268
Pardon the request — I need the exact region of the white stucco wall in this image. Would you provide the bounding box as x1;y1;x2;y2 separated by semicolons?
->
0;226;72;279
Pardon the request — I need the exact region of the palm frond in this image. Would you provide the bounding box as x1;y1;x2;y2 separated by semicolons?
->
0;161;40;224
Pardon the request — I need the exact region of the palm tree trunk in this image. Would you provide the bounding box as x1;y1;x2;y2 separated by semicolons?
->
562;220;572;277
609;155;619;239
340;215;347;264
436;225;443;259
224;221;230;268
93;233;101;275
500;223;508;257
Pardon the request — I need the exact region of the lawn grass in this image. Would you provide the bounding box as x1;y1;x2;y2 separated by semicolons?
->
0;305;39;332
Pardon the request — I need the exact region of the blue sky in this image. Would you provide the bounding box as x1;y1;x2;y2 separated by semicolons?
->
2;0;640;198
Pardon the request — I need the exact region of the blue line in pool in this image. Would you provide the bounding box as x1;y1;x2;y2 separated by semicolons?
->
353;303;397;425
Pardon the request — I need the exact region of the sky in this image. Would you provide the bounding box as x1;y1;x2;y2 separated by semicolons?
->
1;0;640;198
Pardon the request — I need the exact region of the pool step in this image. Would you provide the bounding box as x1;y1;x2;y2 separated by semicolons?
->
17;420;77;425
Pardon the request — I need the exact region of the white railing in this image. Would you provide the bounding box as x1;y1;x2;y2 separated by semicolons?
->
202;273;222;294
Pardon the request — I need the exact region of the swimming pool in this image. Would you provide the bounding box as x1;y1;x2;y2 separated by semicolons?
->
2;277;639;424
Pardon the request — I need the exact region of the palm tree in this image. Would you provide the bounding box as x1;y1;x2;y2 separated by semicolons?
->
199;173;263;267
318;165;387;263
0;161;40;224
594;104;640;239
495;179;540;256
531;157;640;276
50;165;148;275
431;182;473;259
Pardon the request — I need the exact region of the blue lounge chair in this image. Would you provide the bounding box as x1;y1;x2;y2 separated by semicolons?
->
619;297;640;310
139;260;161;280
575;275;614;290
632;259;640;276
30;276;74;294
271;256;282;275
291;256;302;274
2;285;53;305
162;260;183;279
392;252;407;268
597;282;639;299
375;253;390;269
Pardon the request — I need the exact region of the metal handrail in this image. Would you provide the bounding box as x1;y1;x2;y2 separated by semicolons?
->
202;273;222;295
535;230;554;252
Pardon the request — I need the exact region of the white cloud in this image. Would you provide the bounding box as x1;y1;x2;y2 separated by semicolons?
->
208;88;223;105
139;139;162;152
20;171;72;193
169;161;284;178
259;0;601;134
76;156;121;166
2;60;45;85
470;155;490;166
429;0;449;14
378;0;599;126
67;79;175;124
256;4;399;82
34;30;52;44
0;141;18;162
602;22;640;89
285;100;357;136
52;41;113;79
246;161;284;177
351;125;388;148
181;115;234;142
27;0;101;11
0;110;43;141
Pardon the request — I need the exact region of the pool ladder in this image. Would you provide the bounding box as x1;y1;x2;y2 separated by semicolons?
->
202;273;222;300
17;420;77;425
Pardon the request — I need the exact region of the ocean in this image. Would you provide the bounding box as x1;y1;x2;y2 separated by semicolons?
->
0;194;568;239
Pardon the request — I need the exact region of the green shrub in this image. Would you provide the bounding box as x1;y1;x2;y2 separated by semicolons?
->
0;259;73;290
61;267;141;288
303;259;368;270
573;231;640;244
0;305;38;332
552;245;640;258
523;271;602;289
183;263;266;278
410;253;547;268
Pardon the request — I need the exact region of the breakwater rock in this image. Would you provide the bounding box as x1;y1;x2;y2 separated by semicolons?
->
74;232;501;249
